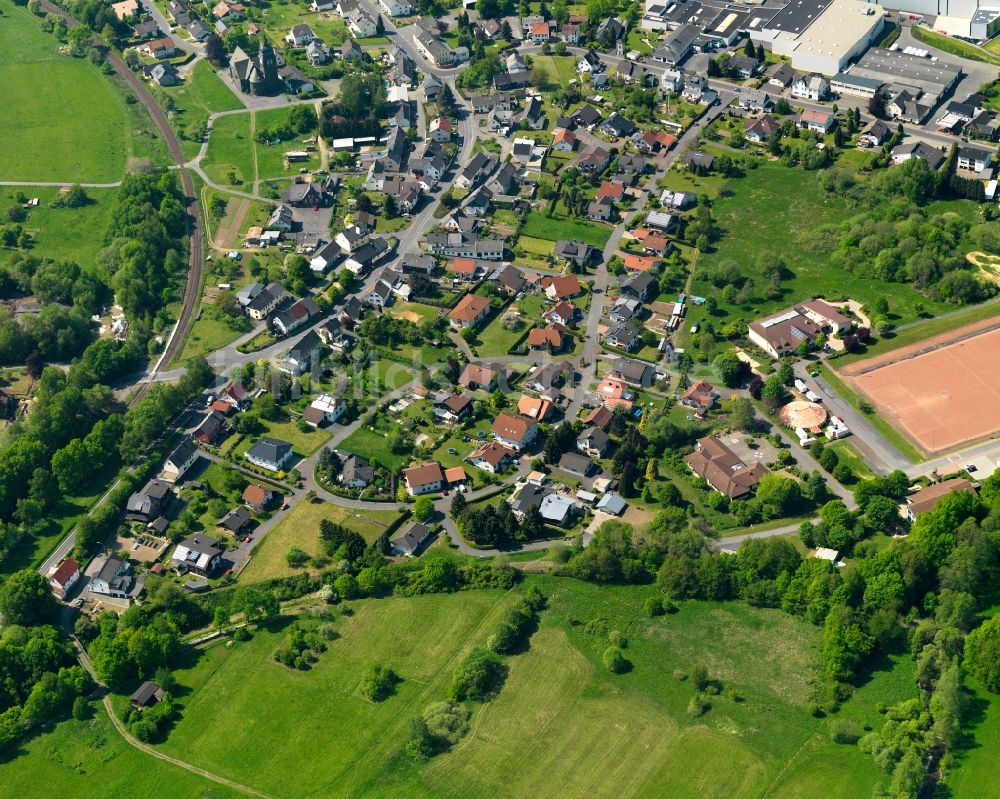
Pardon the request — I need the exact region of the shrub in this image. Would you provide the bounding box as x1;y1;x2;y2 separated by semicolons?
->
687;695;710;717
689;663;709;690
673;669;688;681
286;545;310;568
644;596;665;616
72;696;90;721
608;630;628;648
830;719;861;744
603;646;628;674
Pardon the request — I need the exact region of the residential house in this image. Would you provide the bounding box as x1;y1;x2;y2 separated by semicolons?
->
246;283;285;320
891;141;945;171
729;54;760;78
518;394;553;422
172;535;223;577
341;454;375;488
458;361;503;391
90;557;135;599
47;558;81;598
611;357;655;388
524;361;573;393
162;439;199;483
958;145;993;173
542;275;582;301
653;24;697;65
266;205;294;231
448;294;491;330
571;104;602;128
379;0;411;16
142;37;178;59
544;300;579;327
605;321;641;351
527;324;566;352
491;264;525;296
402;462;445;495
246;437;294;472
576;145;611;174
623;254;661;272
632;227;672;257
242;484;274;512
285;23;317;46
587;196;617;222
279;330;322;375
744;115;780;143
680;380;719;413
126;479;173;522
858;119;891;147
900;478;976;521
553;239;594;267
559;451;595;478
767;62;794;88
219;506;252;535
467;441;517;474
552;128;577;151
306;394;345;425
596;492;627;516
219;380;250;408
609;296;642;323
540;492;579;526
491;412;539;451
273;297;320;336
577;426;609;458
429;116;452;142
344;237;391;274
686;436;768;499
434;393;473;423
599;113;637;139
798;109;835;133
390;522;431;556
306;39;331;65
791;73;828;101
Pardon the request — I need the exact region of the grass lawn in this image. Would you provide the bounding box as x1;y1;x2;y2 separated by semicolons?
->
0;714;243;798
153;579;891;798
253;107;320;179
340;426;409;470
160;60;243;160
826;440;875;481
174;311;245;365
203;112;255;186
517;235;556;257
532;54;579;88
0;187;115;272
242;500;402;581
948;676;1000;797
236;416;332;460
390;301;441;323
818;364;922;463
522;211;611;248
0;3;128;182
259;3;348;46
911;25;1000;65
373;359;417;390
687;162;952;334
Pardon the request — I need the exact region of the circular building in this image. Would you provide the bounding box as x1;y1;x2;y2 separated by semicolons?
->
779;400;828;430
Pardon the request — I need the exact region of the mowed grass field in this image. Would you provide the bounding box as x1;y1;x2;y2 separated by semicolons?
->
202;113;255;186
150;578;892;799
242;500;403;581
0;186;115;271
686;162;952;330
0;713;241;798
160;60;243;160
948;677;1000;797
0;3;129;182
521;211;612;248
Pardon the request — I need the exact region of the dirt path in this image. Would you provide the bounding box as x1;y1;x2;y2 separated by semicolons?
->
250;112;261;198
967;250;1000;285
100;695;274;799
215;197;251;250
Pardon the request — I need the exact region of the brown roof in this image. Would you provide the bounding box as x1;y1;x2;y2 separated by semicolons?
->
444;466;467;483
905;477;976;517
623;254;661;272
468;440;517;468
458;361;498;387
800;299;851;328
749;307;823;354
450;258;477;274
585;405;613;430
527;325;564;349
242;484;271;507
448;293;490;322
492;412;535;442
542;275;582;299
403;461;444;488
440;393;472;414
686;436;768;499
517;394;552;420
546;301;577;322
680;380;717;408
596;181;625;201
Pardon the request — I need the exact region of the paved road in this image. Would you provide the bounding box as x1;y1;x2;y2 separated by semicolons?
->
794;361;912;475
142;0;206;58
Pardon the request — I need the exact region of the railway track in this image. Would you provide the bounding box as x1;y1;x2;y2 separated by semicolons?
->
39;0;205;406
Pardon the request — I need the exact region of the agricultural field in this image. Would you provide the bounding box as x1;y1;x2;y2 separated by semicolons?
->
521;211;612;248
146;579;897;799
0;186;116;271
0;713;242;798
241;500;402;582
0;3;129;182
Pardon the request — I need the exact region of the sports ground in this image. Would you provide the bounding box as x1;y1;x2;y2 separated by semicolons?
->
842;321;1000;454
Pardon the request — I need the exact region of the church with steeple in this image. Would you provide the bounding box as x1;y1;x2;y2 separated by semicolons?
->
229;35;282;96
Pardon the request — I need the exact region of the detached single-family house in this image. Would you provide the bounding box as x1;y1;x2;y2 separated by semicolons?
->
403;462;445;495
448;294;491;330
246;437;294;472
162;439;199;483
48;558;81;598
680;380;719;413
491;412;539;451
90;557;135;599
242;484;274;512
577;426;609;458
467;441;517;474
172;535;224;577
390;522;431;556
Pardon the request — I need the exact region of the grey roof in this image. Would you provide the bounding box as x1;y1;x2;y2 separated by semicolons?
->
596;492;627;514
167;439;197;467
391;522;431;553
558;451;593;475
247;436;292;463
219;506;251;532
342;454;375;483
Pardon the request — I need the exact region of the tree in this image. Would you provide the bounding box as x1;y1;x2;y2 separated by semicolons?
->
449;647;506;701
0;568;59;625
413;496;435;522
761;374;786;413
729;397;759;433
965;614;1000;692
713;351;747;387
375;13;384;34
360;663;398;701
531;63;550;89
603;646;628;673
